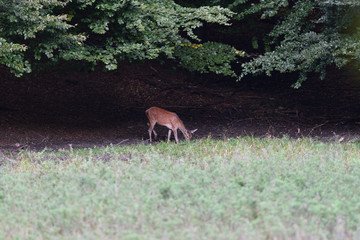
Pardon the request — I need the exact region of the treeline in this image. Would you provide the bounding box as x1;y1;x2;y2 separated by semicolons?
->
1;0;359;86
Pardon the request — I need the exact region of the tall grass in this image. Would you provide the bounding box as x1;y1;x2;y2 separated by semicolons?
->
1;137;360;239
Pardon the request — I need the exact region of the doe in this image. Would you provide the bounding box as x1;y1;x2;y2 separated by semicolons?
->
145;106;197;143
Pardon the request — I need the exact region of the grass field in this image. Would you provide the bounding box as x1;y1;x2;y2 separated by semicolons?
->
1;137;360;239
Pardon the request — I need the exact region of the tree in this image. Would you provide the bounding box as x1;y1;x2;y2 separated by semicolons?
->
177;0;360;86
230;0;360;87
0;0;85;76
3;0;359;87
0;0;234;76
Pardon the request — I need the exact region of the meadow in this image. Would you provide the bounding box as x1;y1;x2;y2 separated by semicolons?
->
1;137;360;239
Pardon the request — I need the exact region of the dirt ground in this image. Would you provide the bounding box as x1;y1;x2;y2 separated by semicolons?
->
1;61;360;151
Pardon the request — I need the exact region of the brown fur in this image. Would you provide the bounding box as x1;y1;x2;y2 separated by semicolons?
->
145;107;197;143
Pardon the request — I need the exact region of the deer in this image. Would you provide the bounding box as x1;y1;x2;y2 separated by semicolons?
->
145;107;197;143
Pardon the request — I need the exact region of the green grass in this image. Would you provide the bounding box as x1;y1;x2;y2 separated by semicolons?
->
1;137;360;239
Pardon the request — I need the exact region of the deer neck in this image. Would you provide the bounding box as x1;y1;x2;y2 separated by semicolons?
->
178;121;187;133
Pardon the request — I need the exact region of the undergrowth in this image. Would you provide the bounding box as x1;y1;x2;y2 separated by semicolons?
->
1;137;360;239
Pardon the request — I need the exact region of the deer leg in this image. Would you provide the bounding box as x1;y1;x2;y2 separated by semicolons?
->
148;123;155;142
173;129;179;144
167;129;172;142
153;129;158;139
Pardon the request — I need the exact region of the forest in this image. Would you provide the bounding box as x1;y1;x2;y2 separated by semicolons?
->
1;0;360;148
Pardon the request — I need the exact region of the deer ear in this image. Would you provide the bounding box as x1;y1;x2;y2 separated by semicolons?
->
190;129;198;133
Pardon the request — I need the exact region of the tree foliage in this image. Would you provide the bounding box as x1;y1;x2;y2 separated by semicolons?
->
177;0;360;86
1;0;360;87
234;0;360;87
0;0;85;76
175;42;244;77
0;0;233;76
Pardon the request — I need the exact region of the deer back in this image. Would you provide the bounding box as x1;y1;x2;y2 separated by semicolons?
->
146;107;185;130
